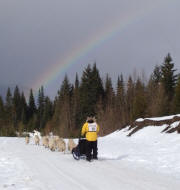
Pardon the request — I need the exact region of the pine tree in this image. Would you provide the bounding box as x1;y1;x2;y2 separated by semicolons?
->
20;92;28;124
42;96;53;130
147;65;164;117
5;87;13;123
3;88;16;136
28;89;36;120
161;53;177;101
91;63;104;101
37;86;45;130
150;65;162;84
13;85;21;127
79;64;93;119
72;73;81;131
116;74;126;126
79;64;104;121
58;75;72;100
104;74;115;110
126;76;134;122
116;74;125;109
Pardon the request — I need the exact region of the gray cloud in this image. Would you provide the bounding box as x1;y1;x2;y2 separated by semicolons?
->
0;0;180;98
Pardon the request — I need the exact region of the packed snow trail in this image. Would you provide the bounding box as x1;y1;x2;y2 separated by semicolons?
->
0;137;180;190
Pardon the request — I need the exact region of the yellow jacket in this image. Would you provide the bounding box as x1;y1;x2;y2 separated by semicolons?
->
81;122;100;141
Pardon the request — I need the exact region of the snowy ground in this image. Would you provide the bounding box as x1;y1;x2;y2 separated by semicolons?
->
0;125;180;190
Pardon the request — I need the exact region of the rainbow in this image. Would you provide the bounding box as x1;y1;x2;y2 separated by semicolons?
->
32;1;167;95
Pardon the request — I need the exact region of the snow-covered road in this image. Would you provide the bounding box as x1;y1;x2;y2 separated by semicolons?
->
0;133;180;190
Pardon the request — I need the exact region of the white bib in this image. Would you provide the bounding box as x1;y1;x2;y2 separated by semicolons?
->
88;123;97;132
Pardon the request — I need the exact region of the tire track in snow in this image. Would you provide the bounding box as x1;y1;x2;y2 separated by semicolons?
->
42;158;89;190
16;141;88;190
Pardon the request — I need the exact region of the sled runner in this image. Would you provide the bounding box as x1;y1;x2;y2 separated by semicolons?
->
72;138;86;160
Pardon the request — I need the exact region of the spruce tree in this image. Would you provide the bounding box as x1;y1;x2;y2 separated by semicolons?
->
116;74;126;126
13;85;21;126
58;75;72;100
4;88;16;136
126;76;134;122
5;87;13;123
37;86;45;130
147;65;164;117
20;92;28;124
28;89;36;120
79;64;104;121
42;96;53;129
150;65;162;84
116;74;125;109
161;53;177;101
72;73;81;130
91;63;104;101
104;74;115;110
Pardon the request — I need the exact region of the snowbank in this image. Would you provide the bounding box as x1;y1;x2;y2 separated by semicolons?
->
136;114;180;122
129;114;180;136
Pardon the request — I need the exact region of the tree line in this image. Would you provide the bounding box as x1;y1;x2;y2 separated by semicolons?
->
0;53;180;137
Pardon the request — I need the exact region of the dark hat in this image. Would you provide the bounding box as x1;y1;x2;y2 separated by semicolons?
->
86;116;96;123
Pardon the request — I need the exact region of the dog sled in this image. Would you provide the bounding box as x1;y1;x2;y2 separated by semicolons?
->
72;138;87;160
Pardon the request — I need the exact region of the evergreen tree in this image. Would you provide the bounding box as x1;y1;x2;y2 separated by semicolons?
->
116;74;125;109
42;96;53;129
116;74;126;125
72;73;81;131
6;87;12;106
28;89;36;120
37;86;45;130
5;87;13;123
150;65;162;84
147;65;164;117
12;85;21;127
79;64;93;119
3;88;16;136
20;92;28;124
58;74;72;99
126;76;134;122
91;63;104;100
104;74;115;110
161;53;177;101
79;64;104;121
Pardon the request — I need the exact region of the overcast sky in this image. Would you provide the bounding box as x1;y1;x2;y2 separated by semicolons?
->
0;0;180;98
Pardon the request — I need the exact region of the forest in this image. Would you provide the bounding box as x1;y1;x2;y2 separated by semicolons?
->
0;53;180;137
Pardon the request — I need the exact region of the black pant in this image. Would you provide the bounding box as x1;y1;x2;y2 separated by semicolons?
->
86;140;98;160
